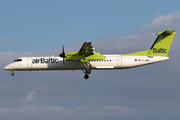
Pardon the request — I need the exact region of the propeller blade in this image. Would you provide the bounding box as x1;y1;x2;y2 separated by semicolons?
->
59;45;65;65
63;57;65;65
59;45;65;57
62;45;64;54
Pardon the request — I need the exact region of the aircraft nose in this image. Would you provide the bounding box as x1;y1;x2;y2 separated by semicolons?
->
4;64;12;70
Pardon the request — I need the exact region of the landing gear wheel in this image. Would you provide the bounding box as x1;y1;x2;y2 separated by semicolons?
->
11;73;14;76
84;74;89;79
86;69;91;74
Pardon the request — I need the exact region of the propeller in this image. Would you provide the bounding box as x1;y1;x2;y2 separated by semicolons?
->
59;45;65;65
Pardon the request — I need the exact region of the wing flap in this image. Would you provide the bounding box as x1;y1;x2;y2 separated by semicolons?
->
79;41;94;54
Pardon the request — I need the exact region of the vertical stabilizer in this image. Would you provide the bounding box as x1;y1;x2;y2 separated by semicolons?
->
147;30;176;56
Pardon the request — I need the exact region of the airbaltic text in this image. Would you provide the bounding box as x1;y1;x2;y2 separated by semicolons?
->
153;48;167;53
32;58;58;64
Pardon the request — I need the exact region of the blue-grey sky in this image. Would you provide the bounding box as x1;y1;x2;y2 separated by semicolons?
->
1;0;179;52
1;0;180;120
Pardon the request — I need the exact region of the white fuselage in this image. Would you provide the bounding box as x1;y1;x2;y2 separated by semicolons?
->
4;55;169;71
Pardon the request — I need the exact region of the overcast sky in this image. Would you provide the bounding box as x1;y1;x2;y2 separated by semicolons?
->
1;0;180;120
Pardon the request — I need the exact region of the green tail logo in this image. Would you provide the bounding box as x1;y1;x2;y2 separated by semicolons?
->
148;30;176;56
121;30;176;57
153;48;167;53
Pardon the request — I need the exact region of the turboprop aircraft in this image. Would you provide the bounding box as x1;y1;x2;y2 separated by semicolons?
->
4;30;176;79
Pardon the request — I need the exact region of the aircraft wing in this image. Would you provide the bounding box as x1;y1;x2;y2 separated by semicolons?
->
65;41;106;62
79;42;95;54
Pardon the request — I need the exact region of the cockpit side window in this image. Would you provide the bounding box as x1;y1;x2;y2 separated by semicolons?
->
13;59;22;62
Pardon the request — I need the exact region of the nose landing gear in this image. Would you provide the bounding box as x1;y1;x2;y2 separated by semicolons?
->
11;70;14;76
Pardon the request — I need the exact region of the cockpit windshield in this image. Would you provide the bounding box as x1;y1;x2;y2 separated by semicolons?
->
13;59;22;62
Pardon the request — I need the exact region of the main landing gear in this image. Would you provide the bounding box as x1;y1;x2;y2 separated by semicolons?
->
82;62;91;79
82;69;91;79
11;70;14;76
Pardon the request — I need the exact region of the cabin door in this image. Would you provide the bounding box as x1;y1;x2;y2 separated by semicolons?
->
117;56;121;66
27;58;32;68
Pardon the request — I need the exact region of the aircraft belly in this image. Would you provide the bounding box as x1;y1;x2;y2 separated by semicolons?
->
46;62;86;70
90;62;116;69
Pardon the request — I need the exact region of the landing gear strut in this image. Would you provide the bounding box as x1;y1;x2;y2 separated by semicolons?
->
11;70;14;76
82;62;91;79
82;69;91;79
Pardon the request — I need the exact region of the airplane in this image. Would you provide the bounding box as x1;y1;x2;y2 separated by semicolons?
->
4;30;176;79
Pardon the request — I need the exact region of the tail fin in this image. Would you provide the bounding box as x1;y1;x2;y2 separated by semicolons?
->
121;30;176;57
147;30;176;56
